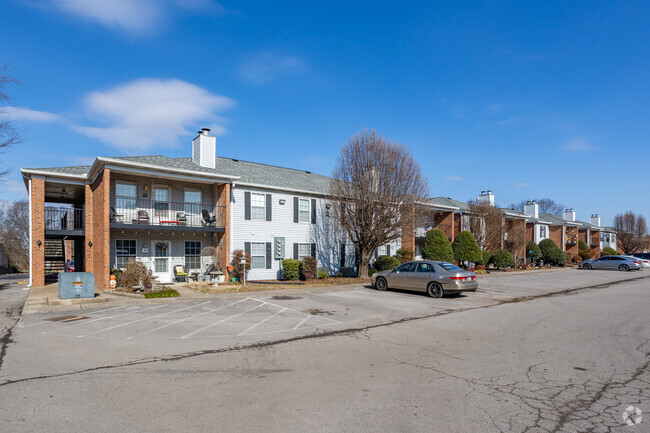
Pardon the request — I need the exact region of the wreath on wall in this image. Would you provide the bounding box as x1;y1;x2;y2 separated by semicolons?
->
156;242;168;251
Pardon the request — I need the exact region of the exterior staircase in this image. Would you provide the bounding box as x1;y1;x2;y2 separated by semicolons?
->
44;239;66;273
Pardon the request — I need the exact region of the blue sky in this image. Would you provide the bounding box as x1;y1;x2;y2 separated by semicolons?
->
1;1;649;225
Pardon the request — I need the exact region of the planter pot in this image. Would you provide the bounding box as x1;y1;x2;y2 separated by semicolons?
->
227;266;234;273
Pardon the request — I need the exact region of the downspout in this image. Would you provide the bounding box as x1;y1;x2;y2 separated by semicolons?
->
28;177;33;287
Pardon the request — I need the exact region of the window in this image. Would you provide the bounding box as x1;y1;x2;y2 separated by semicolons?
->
396;263;416;272
344;244;355;268
251;242;266;268
540;225;547;239
184;189;201;218
438;262;463;272
299;198;310;223
115;182;136;211
153;187;169;220
251;193;266;220
298;243;311;260
115;240;136;268
185;241;201;271
377;245;387;256
417;263;434;273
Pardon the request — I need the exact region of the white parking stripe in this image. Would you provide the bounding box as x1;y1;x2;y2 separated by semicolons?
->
126;298;253;340
292;315;312;330
48;304;167;332
76;301;213;338
180;302;268;339
238;308;288;336
20;305;128;328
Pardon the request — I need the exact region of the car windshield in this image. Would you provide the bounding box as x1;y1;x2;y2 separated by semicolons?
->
438;262;464;272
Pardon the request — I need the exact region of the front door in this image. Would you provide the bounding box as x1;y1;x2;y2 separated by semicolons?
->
153;187;170;223
153;241;171;283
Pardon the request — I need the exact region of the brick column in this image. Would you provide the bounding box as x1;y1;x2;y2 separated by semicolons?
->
435;211;455;242
401;205;415;252
216;183;231;279
30;177;45;287
84;184;94;273
85;169;111;290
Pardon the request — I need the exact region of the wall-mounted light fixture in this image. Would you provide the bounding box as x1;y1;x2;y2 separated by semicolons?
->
36;240;42;247
144;185;149;191
88;241;93;247
279;199;286;205
325;203;332;209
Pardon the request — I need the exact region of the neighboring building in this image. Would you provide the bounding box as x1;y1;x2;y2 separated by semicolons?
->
0;243;8;274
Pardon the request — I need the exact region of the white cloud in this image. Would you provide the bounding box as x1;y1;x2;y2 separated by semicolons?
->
564;138;593;152
444;175;462;181
35;0;223;34
1;106;61;123
239;51;307;85
515;182;530;188
0;179;28;195
74;78;234;152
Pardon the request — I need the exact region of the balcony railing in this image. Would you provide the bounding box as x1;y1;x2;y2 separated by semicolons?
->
566;235;577;245
45;207;84;231
110;198;225;229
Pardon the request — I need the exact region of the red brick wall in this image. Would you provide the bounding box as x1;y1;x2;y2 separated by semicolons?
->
30;177;45;287
401;206;415;252
85;169;111;290
526;223;534;243
590;230;601;257
216;183;231;280
453;214;462;242
549;226;563;251
435;211;454;241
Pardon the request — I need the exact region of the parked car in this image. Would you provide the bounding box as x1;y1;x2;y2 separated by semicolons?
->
580;256;641;271
627;253;650;268
65;260;75;272
371;260;478;298
623;255;650;268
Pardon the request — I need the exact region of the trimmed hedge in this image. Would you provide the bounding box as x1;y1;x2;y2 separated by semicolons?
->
539;239;566;266
374;255;400;271
492;249;515;268
282;259;301;280
396;247;414;263
578;240;589;252
452;230;481;263
301;257;318;280
601;246;618;256
475;250;492;267
526;241;542;261
422;229;455;262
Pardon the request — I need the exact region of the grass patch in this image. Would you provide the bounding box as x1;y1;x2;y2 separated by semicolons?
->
144;289;180;298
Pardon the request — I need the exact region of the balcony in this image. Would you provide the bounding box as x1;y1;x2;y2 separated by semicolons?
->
566;235;577;246
45;207;84;236
109;198;225;232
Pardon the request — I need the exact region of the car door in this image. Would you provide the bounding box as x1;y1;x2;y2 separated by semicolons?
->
592;257;609;269
410;262;436;292
386;262;416;289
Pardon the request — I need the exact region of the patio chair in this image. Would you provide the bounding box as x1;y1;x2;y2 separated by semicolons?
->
110;207;124;223
173;265;189;283
176;212;187;225
202;209;216;226
136;210;150;224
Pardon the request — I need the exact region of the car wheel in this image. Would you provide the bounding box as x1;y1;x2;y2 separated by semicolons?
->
375;277;388;291
427;282;444;298
583;263;591;270
619;264;629;271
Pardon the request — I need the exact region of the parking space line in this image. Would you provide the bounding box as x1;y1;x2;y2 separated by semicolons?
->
76;301;213;338
20;305;128;328
44;304;168;333
126;297;253;340
238;308;288;336
180;302;268;339
292;315;312;330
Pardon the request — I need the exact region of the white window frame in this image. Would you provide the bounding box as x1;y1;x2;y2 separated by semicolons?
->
153;185;170;221
298;243;311;260
251;242;266;269
115;239;136;269
184;241;201;271
299;198;310;223
344;244;355;268
539;225;548;239
115;181;136;212
377;245;387;256
251;193;266;221
184;188;202;220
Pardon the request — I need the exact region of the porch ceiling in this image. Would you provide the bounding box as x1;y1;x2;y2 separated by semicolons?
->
109;223;224;233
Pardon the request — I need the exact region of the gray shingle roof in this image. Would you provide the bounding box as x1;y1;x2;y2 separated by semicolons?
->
429;197;470;212
23;165;90;176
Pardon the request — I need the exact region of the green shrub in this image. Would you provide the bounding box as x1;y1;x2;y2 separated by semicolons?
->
551;248;568;266
452;230;481;264
601;247;618;256
578;249;594;260
422;229;454;262
317;268;329;279
231;250;251;281
144;289;179;298
475;250;492;266
368;269;377;277
578;240;589;252
526;241;542;261
395;247;414;263
301;257;318;280
492;249;515;268
282;259;301;280
539;239;559;263
374;255;401;271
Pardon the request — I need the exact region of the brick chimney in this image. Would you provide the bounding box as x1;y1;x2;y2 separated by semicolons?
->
523;200;539;219
192;128;215;169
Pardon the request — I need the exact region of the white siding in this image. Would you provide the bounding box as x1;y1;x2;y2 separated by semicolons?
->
535;224;550;244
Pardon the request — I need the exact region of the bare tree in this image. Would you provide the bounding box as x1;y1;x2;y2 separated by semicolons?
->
614;211;648;253
0;66;22;181
467;200;503;253
511;198;565;215
329;129;429;278
0;200;29;270
504;218;527;264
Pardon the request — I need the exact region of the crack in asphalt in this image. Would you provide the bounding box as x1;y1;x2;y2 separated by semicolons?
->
1;274;648;392
0;304;24;371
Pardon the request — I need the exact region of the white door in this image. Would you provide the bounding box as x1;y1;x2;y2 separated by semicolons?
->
153;241;171;283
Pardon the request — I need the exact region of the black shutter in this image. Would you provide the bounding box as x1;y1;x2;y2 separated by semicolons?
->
244;192;251;220
387;245;391;257
311;243;316;258
293;197;299;223
355;247;359;267
374;248;378;259
293;243;298;260
311;199;316;224
266;194;272;221
244;242;251;256
266;242;272;269
340;244;346;268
